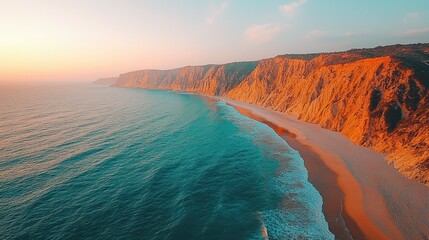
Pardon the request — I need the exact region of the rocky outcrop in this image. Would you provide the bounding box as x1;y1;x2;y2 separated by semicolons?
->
113;44;429;185
94;77;118;85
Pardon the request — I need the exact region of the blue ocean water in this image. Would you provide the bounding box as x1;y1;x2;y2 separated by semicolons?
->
0;84;333;240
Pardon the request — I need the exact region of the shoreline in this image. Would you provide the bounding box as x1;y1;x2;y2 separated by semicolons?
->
217;97;429;240
230;105;359;239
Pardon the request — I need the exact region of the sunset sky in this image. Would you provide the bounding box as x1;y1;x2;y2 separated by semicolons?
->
1;0;428;82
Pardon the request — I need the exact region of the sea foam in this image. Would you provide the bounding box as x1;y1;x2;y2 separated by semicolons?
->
217;101;334;239
1;85;333;240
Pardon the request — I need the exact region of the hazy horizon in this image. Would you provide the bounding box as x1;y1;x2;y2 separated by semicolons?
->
1;0;429;83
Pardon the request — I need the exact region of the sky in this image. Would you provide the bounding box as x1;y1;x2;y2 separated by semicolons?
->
0;0;428;82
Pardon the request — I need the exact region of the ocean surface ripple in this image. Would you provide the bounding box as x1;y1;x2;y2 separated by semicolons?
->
0;84;333;239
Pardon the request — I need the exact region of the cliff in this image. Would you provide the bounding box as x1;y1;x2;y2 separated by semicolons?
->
94;77;118;85
115;62;259;95
113;44;429;185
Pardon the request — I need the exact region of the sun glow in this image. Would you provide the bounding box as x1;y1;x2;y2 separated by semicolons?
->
1;0;428;82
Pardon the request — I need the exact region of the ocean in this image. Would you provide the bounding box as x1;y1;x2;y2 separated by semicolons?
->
0;84;333;240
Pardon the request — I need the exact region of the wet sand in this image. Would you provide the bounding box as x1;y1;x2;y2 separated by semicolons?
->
218;97;429;240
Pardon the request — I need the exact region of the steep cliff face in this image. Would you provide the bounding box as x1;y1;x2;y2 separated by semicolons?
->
227;54;428;184
113;44;429;185
116;62;258;95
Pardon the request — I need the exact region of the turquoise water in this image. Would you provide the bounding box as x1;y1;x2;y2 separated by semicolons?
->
0;84;333;239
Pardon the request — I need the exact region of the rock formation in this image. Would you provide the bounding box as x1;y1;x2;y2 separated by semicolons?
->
113;44;429;185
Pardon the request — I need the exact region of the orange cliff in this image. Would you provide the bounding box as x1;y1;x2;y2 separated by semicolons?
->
113;44;429;185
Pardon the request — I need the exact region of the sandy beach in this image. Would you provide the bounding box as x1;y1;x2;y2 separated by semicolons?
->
219;97;429;240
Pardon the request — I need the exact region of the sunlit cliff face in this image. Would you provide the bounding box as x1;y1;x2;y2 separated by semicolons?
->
114;44;429;185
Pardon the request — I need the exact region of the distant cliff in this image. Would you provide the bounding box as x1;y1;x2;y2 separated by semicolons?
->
115;62;259;95
95;77;118;85
113;44;429;185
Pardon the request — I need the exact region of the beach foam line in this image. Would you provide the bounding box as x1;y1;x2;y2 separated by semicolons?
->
217;101;334;239
216;97;429;240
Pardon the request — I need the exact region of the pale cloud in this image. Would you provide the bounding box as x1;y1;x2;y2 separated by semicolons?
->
206;1;229;25
306;29;328;41
403;12;419;23
279;0;306;16
401;27;429;36
245;24;283;44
